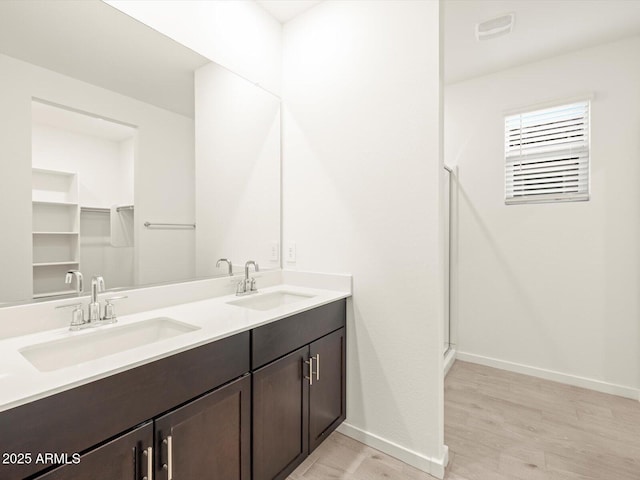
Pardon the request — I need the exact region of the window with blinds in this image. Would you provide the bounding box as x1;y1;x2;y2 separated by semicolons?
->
505;101;590;205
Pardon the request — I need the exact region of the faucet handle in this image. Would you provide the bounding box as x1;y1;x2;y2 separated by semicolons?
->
56;303;86;330
103;296;128;323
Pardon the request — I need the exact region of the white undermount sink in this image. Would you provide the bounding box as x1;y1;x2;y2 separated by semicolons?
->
20;317;200;373
228;291;315;311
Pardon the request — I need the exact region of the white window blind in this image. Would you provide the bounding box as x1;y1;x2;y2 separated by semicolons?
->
505;101;590;205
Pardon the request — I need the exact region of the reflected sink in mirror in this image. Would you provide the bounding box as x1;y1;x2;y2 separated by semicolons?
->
228;291;315;311
20;317;200;372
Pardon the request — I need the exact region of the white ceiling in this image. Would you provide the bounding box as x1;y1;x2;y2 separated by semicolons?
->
5;0;636;107
445;0;640;84
0;0;210;118
256;0;323;23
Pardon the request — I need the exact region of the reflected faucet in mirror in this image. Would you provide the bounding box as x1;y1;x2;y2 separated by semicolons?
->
65;270;84;296
216;258;233;276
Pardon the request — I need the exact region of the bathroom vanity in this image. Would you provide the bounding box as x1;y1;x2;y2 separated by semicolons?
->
0;280;349;480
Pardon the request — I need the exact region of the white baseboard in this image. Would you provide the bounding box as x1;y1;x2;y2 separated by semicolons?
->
337;422;449;479
457;351;640;401
444;347;456;377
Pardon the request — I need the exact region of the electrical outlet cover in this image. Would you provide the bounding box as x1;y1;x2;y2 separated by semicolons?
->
286;242;297;263
270;241;279;261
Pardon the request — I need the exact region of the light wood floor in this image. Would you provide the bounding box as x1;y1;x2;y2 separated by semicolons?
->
288;431;436;480
445;360;640;480
290;360;640;480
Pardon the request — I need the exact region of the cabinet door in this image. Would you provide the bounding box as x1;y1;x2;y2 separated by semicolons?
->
253;346;310;480
34;422;153;480
155;374;251;480
309;327;346;452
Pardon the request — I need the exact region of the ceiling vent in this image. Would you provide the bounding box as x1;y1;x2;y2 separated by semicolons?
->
475;13;515;41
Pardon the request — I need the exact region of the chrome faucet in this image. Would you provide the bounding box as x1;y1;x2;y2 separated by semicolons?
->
65;270;84;295
88;276;105;323
57;274;128;330
216;258;233;276
236;260;259;296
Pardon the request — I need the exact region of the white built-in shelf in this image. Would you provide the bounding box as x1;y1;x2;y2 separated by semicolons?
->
32;167;76;176
32;168;81;298
33;289;76;299
33;261;80;268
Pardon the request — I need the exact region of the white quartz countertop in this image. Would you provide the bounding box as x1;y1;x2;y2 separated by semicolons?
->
0;284;350;413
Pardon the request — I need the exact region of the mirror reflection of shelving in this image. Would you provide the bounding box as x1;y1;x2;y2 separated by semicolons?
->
31;100;137;298
32;168;80;298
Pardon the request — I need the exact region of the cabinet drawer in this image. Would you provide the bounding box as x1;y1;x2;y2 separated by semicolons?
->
252;299;346;369
0;331;250;480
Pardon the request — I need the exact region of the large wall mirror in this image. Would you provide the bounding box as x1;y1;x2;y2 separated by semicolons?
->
0;0;281;306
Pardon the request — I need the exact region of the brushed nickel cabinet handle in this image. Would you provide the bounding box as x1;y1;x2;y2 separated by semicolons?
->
315;354;320;381
305;357;314;386
142;446;153;480
162;436;173;480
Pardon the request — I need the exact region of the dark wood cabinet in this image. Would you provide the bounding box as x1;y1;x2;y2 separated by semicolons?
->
34;375;252;480
253;317;346;480
34;422;153;480
309;327;346;452
253;347;310;480
155;374;251;480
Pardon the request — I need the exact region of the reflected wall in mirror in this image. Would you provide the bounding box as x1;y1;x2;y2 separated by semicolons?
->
195;63;281;280
0;0;281;306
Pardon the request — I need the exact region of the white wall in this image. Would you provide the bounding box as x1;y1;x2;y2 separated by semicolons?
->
445;36;640;398
0;57;32;302
283;1;446;476
31;123;134;207
0;53;195;302
105;0;282;96
195;62;280;276
119;137;135;209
